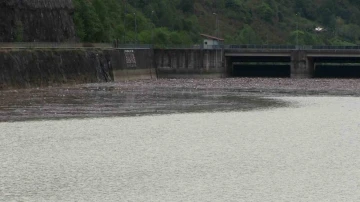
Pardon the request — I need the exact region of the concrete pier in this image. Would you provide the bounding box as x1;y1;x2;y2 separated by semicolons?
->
291;50;312;78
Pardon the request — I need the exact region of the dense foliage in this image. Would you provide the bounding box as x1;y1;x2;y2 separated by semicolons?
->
73;0;360;45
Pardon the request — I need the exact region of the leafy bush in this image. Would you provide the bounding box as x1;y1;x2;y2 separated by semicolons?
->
256;3;275;23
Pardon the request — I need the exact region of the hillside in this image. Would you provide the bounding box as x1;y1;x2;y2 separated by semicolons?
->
73;0;360;45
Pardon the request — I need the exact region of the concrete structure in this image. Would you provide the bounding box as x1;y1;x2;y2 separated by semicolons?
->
111;49;156;81
103;46;360;80
2;45;360;89
0;49;113;89
113;47;360;80
154;49;224;78
110;47;360;79
224;47;360;78
200;34;224;49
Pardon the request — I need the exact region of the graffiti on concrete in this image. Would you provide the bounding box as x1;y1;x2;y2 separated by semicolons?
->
124;50;137;68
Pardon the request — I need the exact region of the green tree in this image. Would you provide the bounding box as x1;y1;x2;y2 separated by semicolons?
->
287;31;322;45
178;0;194;13
256;3;275;22
70;0;360;45
233;24;262;44
73;0;102;42
92;0;111;41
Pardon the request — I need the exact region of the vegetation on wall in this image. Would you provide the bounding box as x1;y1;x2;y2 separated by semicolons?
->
72;0;360;45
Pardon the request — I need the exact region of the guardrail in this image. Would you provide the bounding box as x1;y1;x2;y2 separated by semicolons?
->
115;44;153;49
307;45;360;50
2;42;360;51
152;44;360;50
225;44;360;50
225;44;296;50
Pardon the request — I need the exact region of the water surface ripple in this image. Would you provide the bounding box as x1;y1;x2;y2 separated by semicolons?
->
1;97;360;201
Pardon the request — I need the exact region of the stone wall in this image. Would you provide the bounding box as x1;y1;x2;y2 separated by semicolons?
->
0;49;112;89
0;0;75;42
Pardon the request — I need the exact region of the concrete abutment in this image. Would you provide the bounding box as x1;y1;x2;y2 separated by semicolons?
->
291;50;314;78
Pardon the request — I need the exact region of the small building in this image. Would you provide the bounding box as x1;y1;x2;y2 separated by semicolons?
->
200;34;224;49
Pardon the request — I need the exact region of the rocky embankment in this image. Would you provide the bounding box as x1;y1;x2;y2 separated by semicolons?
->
0;49;113;89
0;0;75;42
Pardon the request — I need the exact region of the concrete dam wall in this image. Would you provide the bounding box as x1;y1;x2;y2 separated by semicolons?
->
111;49;156;81
2;47;359;89
0;49;113;89
0;48;157;89
0;48;225;89
154;49;224;78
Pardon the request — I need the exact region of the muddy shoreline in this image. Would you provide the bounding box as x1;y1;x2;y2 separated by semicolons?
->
1;78;359;122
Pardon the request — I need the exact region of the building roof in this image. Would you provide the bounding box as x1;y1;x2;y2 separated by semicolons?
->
200;34;224;41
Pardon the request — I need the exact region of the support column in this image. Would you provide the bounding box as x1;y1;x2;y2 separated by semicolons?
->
225;56;233;77
291;50;313;78
221;49;226;78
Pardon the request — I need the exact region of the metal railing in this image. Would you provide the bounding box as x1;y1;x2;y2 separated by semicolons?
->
224;44;360;50
2;42;360;51
115;44;153;49
307;45;360;50
224;44;296;50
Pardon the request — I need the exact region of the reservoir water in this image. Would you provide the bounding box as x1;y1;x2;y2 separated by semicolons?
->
1;95;360;201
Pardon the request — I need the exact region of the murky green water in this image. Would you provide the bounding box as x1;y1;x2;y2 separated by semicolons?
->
1;96;360;201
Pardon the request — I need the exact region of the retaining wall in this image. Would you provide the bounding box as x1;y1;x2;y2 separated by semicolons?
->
111;49;156;81
0;48;157;89
154;49;225;78
0;49;112;89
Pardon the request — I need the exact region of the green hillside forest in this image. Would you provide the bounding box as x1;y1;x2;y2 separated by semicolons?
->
73;0;360;45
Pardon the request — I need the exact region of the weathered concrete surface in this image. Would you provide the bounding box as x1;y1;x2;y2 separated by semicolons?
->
4;47;360;90
0;49;112;89
0;0;75;42
0;48;158;89
291;50;313;78
111;49;156;81
154;49;224;78
113;69;156;81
